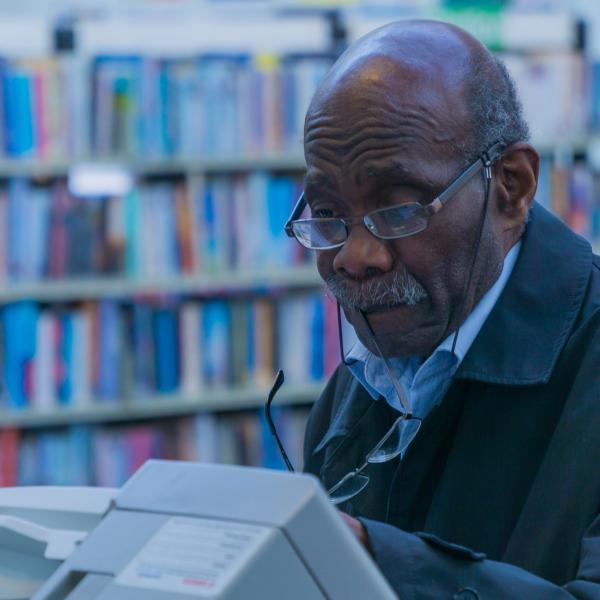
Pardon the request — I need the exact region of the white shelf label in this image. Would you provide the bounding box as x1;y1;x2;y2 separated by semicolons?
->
115;516;273;596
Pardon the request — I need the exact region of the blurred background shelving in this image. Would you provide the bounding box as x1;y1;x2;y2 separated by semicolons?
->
0;0;598;488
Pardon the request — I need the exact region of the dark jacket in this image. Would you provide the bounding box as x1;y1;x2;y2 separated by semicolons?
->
304;203;600;599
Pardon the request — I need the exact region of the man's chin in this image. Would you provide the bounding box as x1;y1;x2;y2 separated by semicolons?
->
346;300;439;357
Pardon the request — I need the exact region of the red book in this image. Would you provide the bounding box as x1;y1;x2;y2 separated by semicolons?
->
0;429;20;487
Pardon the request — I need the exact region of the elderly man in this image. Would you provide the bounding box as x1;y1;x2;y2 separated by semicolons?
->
281;19;600;598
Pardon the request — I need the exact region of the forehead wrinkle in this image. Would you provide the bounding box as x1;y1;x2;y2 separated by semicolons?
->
306;102;447;142
358;160;438;189
305;103;457;168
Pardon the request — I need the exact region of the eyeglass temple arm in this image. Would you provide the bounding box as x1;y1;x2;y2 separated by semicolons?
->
427;142;505;215
285;192;306;237
265;370;296;472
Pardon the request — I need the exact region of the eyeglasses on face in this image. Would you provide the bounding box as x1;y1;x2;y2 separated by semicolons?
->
285;143;504;250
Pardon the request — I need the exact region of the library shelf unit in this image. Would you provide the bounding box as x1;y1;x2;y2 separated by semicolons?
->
0;265;322;303
0;380;325;429
0;154;307;179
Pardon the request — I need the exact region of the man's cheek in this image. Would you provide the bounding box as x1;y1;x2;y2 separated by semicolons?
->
316;250;337;280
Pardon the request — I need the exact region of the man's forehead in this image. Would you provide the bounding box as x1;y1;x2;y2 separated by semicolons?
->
304;21;477;159
304;56;469;169
304;91;464;187
309;53;456;119
304;158;440;195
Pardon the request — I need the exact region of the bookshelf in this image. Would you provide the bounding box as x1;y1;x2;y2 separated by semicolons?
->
0;11;336;488
0;266;321;303
0;154;307;178
0;381;324;429
0;5;598;488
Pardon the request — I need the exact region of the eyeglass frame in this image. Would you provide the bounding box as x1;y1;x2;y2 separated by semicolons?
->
265;308;422;504
284;142;505;248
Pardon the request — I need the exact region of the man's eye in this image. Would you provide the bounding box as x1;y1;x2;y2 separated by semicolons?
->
312;208;336;218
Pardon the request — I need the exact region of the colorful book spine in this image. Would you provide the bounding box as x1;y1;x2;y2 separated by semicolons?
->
0;173;308;282
0;406;309;487
90;53;330;158
0;293;338;409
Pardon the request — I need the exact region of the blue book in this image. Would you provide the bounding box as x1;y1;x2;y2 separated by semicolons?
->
38;431;64;485
124;189;140;277
153;307;179;393
158;184;178;273
57;313;74;406
309;296;324;380
2;301;38;408
96;301;121;401
280;60;296;149
202;301;231;386
67;426;93;485
158;60;175;156
202;183;217;272
18;433;39;485
132;303;155;395
3;68;34;157
245;303;255;378
591;62;600;132
266;176;294;267
6;178;23;280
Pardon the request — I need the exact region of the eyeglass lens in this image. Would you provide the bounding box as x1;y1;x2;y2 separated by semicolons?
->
327;416;422;505
292;219;346;249
293;203;429;249
365;204;428;240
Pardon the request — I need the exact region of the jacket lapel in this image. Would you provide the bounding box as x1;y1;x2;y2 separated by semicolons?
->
312;373;378;455
457;203;592;385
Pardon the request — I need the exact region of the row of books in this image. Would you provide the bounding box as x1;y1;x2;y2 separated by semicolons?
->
0;56;86;159
0;49;593;161
1;161;598;286
91;54;331;158
0;408;309;487
0;53;329;159
0;173;306;282
0;293;339;409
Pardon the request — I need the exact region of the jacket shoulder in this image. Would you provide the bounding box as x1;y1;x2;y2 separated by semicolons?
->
576;252;600;326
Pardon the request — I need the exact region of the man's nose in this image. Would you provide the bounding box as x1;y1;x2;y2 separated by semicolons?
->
332;224;393;278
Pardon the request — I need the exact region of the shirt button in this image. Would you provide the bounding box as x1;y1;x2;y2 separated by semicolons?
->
453;588;479;600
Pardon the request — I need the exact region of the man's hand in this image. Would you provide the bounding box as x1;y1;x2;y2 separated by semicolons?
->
340;511;374;556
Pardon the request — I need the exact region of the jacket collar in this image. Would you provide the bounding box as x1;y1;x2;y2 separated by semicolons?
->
456;202;592;385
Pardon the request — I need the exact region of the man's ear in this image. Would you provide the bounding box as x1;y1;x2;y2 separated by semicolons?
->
493;142;539;227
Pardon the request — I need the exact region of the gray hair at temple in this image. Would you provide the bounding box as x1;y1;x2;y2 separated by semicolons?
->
460;53;530;165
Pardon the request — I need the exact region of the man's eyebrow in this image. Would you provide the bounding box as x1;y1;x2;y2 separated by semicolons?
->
303;172;337;193
360;163;436;189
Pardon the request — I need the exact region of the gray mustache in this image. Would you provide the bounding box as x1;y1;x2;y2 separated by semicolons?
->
325;270;428;312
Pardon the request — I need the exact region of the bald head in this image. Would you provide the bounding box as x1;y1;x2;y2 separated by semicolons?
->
305;19;528;167
314;19;481;100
